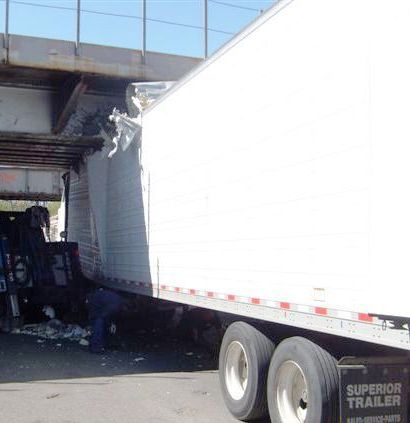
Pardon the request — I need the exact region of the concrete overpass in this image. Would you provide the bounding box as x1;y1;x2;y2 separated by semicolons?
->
0;34;201;179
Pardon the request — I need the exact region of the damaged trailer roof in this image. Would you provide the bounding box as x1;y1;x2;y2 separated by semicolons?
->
0;132;103;170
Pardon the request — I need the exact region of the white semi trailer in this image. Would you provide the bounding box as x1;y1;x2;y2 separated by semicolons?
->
66;0;410;421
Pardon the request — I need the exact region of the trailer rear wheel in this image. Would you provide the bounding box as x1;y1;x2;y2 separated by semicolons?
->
219;321;274;421
267;337;339;423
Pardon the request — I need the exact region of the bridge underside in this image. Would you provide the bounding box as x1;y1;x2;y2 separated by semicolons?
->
0;132;103;170
0;34;200;175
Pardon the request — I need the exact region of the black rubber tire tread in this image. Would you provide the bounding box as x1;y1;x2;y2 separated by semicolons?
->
219;321;275;421
314;340;339;423
311;339;339;423
267;336;339;423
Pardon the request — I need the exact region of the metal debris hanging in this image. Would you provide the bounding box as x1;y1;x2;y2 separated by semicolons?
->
102;81;173;159
108;109;142;158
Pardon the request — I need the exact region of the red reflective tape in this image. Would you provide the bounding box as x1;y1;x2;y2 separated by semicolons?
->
358;313;373;323
251;298;260;305
160;285;166;290
190;289;196;295
227;294;235;301
207;292;214;298
315;307;328;315
280;302;290;309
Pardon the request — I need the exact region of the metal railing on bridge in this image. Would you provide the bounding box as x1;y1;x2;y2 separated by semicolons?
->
0;0;275;59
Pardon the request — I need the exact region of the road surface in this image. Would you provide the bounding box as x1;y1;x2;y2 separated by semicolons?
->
0;327;257;423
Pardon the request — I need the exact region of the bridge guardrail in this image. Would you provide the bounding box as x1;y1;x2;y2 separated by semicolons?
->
0;0;275;58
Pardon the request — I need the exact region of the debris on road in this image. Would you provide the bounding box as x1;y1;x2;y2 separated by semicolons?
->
193;390;211;396
46;393;60;400
12;319;88;343
42;306;56;320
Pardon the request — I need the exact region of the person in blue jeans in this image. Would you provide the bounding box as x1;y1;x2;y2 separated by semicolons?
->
87;287;124;354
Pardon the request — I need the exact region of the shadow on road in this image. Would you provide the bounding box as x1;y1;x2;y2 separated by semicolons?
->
0;317;273;423
0;324;218;385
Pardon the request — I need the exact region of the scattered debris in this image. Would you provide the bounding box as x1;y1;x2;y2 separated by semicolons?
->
18;319;88;343
46;393;60;400
185;352;194;356
193;390;210;396
79;339;90;347
42;306;56;320
134;357;145;363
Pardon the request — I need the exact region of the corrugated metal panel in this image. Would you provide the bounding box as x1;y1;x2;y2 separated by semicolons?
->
67;164;101;280
86;147;151;284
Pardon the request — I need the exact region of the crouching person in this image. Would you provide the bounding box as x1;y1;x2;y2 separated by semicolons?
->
87;286;124;354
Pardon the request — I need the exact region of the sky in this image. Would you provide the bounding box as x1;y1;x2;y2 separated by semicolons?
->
0;0;275;57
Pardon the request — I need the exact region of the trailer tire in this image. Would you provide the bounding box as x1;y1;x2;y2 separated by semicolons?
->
267;336;339;423
219;321;275;421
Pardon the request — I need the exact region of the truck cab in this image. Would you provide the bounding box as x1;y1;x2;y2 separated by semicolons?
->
0;208;84;330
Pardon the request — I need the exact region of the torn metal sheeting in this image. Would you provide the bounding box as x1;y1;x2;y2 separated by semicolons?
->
103;82;172;159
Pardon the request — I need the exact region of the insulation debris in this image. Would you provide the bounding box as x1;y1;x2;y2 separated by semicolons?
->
106;108;141;158
126;81;174;114
79;338;90;346
101;81;173;158
13;319;89;342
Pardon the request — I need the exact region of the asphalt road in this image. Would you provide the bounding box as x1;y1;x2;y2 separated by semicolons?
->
0;329;245;423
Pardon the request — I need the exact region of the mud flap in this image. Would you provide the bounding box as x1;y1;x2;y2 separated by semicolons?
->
339;357;410;423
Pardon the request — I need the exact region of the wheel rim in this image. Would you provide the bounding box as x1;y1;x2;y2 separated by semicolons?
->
225;341;248;400
275;360;308;423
